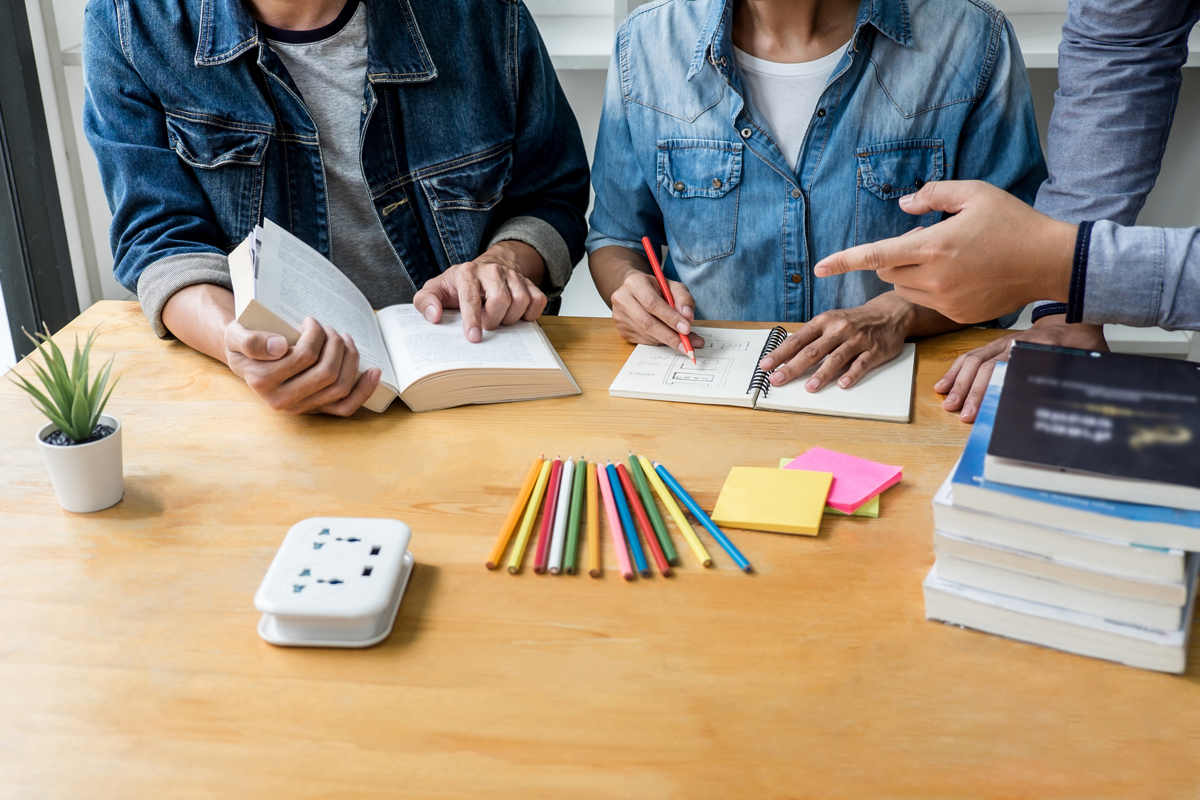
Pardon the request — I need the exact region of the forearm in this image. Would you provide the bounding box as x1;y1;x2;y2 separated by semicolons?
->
589;245;652;307
161;284;236;363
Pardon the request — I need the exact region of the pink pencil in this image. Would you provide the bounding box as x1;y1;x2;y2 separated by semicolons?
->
597;462;635;581
533;457;563;574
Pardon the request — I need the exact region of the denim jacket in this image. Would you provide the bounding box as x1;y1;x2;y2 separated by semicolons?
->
586;0;1047;323
83;0;590;334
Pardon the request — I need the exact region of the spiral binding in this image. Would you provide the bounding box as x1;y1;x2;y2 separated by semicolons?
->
745;326;788;398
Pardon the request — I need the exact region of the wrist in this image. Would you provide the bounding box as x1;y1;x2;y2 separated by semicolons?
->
481;240;545;285
1037;218;1077;304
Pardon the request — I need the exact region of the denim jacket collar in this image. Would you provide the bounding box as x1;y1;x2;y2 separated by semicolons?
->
686;0;912;81
194;0;437;81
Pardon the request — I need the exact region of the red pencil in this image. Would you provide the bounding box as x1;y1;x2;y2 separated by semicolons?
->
641;236;696;364
533;457;563;574
616;462;672;577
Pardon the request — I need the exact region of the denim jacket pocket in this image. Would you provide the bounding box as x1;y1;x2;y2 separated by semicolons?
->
164;112;269;244
419;144;513;263
854;138;944;246
656;139;742;265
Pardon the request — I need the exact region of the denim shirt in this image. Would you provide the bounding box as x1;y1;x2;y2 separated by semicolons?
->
82;0;589;333
586;0;1047;323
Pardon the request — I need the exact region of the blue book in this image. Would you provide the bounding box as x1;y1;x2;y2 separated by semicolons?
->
950;363;1200;551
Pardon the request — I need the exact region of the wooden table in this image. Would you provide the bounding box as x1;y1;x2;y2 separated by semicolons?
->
2;301;1198;798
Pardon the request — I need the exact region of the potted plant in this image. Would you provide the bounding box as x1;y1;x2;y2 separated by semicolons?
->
11;325;123;512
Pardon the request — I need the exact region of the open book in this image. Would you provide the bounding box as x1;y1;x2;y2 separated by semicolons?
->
228;219;580;413
608;326;915;423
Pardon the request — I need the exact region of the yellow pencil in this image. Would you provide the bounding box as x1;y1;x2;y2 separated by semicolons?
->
639;454;712;567
507;459;553;574
487;456;543;569
586;460;600;577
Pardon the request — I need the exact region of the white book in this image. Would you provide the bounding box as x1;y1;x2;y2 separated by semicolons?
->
608;326;915;423
923;558;1199;674
933;476;1186;584
229;219;579;413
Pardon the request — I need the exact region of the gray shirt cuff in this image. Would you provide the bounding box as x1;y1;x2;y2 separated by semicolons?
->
136;252;232;338
1080;220;1200;330
488;215;573;297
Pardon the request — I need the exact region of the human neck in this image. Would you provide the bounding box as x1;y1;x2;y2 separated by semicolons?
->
731;0;860;63
242;0;346;30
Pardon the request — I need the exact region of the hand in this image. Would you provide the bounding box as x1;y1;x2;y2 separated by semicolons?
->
813;180;1078;323
610;270;705;354
413;241;547;342
937;316;1108;422
224;317;381;416
757;292;915;391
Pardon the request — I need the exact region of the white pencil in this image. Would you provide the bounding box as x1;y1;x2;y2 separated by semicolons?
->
548;457;574;574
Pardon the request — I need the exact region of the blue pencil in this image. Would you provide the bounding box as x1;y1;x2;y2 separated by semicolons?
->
653;462;753;573
607;462;650;577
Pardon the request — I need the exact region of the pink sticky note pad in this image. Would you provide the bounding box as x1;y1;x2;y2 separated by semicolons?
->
783;447;902;514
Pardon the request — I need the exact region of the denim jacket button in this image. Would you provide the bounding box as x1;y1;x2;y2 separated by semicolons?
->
790;274;803;284
711;178;722;189
740;127;752;139
915;179;925;189
881;182;893;193
790;188;801;199
674;180;686;192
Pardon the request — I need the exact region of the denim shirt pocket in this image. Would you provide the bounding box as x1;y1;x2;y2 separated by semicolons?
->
656;139;742;265
854;139;945;246
418;144;513;265
164;111;269;245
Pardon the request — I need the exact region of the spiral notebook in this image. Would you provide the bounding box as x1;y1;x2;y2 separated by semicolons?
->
608;326;916;423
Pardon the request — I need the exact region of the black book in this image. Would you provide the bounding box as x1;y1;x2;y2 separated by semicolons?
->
983;343;1200;511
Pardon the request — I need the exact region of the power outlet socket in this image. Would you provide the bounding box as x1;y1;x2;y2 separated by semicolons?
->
255;517;414;648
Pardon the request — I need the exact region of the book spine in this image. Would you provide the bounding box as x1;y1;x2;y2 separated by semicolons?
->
746;326;788;397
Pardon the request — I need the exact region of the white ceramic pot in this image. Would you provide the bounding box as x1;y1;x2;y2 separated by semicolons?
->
36;414;124;513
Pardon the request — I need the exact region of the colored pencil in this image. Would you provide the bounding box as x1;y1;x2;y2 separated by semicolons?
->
597;461;634;580
627;453;679;565
486;455;543;569
641;235;696;364
548;457;574;574
654;461;752;573
533;457;563;574
608;462;650;577
506;459;553;574
640;454;712;567
616;462;672;577
565;457;587;574
586;461;601;578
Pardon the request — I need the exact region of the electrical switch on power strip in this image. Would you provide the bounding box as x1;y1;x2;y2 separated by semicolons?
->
255;517;414;648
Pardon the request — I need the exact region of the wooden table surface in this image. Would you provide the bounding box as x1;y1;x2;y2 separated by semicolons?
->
1;301;1198;799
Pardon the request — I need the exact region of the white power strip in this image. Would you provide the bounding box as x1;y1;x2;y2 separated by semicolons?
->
254;517;414;648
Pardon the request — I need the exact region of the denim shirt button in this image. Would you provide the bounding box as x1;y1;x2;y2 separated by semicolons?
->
790;274;803;284
790;188;801;199
915;179;925;189
816;108;826;118
881;182;893;193
711;178;723;189
674;180;686;192
740;127;752;139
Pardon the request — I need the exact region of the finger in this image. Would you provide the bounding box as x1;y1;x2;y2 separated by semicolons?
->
271;317;325;380
616;292;694;351
759;323;825;371
960;359;998;422
630;277;693;336
477;264;512;331
944;349;996;413
225;322;289;361
501;271;532;326
455;266;485;342
896;179;978;217
836;348;884;390
302;332;361;413
935;338;1011;396
805;340;862;392
521;280;548;321
669;280;697;327
812;233;927;278
936;352;970;397
319;368;382;417
413;276;451;324
768;330;840;387
278;324;345;413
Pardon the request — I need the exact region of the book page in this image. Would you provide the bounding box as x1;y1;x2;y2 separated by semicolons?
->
756;343;916;422
376;305;561;391
255;220;397;388
607;326;772;407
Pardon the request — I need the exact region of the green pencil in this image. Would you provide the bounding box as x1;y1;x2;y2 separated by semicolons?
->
627;453;678;565
564;457;587;574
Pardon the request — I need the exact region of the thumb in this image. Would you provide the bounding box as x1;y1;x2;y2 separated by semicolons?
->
413;274;452;323
226;322;288;360
896;179;975;216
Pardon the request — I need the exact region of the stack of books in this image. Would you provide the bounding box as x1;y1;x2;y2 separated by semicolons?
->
924;344;1200;673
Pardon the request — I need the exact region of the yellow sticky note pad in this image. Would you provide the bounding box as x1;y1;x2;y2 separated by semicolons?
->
778;458;880;517
711;466;833;536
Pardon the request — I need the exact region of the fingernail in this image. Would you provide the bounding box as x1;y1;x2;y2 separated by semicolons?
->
806;378;820;391
266;336;287;356
682;307;695;319
946;393;958;406
961;404;974;419
899;194;913;207
759;357;774;370
469;327;481;342
770;372;783;385
813;266;829;277
424;306;437;322
838;377;850;388
676;321;690;334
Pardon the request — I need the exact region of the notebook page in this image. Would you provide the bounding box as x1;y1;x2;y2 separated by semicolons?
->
377;305;561;392
254;220;398;389
608;326;773;407
756;342;916;422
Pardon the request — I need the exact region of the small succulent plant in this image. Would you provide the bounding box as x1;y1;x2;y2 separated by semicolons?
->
11;324;118;444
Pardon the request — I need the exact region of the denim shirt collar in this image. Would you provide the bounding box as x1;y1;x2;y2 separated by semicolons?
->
686;0;912;81
194;0;438;81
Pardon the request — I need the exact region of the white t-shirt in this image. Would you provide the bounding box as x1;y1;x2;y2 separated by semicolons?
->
734;42;850;173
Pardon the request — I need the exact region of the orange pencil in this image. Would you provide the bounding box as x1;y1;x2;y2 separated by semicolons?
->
616;462;672;577
586;461;601;578
641;235;696;364
486;456;543;569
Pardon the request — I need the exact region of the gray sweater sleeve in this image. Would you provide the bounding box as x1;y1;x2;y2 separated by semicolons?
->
487;215;573;297
136;252;232;338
